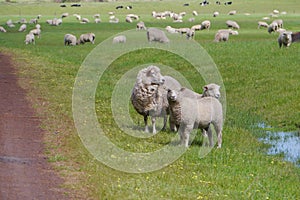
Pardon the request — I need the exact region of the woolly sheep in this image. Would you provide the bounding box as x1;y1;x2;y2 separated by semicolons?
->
94;14;100;18
228;10;237;15
61;12;69;18
191;24;201;31
278;31;300;48
214;29;238;42
109;18;119;23
200;20;211;30
131;66;181;134
127;14;139;20
0;26;7;33
226;20;240;29
147;28;169;43
29;18;38;24
29;28;41;38
273;19;283;28
77;33;95;45
165;26;178;34
112;35;126;44
125;16;133;23
95;18;101;23
18;24;27;32
25;33;35;45
186;28;195;40
81;18;90;23
167;88;223;148
268;21;278;34
257;21;268;29
213;11;219;17
192;11;198;16
136;21;146;30
64;34;77;46
35;24;41;29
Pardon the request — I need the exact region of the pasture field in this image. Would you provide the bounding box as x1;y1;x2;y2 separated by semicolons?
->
0;0;300;199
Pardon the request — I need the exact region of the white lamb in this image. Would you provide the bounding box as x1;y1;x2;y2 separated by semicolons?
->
147;28;169;43
112;35;126;44
18;24;27;32
25;33;35;45
167;88;223;148
214;29;238;42
131;66;181;134
77;33;95;45
226;20;240;29
64;34;77;46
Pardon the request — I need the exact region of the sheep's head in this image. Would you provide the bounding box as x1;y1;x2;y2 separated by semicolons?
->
167;89;178;102
138;65;165;86
203;83;221;99
282;31;292;46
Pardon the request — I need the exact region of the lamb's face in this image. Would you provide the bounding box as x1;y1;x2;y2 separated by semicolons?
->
167;89;178;102
203;84;221;99
282;32;292;45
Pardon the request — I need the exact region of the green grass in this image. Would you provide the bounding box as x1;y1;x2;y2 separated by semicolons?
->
1;0;300;199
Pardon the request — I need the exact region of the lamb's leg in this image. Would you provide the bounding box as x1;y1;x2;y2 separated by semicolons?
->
162;114;167;131
207;127;214;147
144;115;149;133
151;116;156;134
179;124;192;147
215;126;222;148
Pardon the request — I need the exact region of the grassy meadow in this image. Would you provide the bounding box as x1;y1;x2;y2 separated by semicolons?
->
0;0;300;199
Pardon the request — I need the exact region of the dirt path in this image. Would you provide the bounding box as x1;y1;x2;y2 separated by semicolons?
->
0;53;69;199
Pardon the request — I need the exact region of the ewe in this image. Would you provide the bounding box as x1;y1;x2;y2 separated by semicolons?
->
147;28;169;43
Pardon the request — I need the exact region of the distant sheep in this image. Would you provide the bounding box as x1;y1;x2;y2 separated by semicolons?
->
165;26;177;34
0;26;7;33
268;21;278;34
192;10;198;16
257;21;268;29
136;21;146;30
167;88;223;148
226;20;240;29
81;18;90;23
186;28;195;40
61;12;69;18
77;33;95;45
214;29;238;42
25;33;35;45
64;34;77;46
147;28;169;43
95;18;101;23
228;10;237;15
200;20;211;30
112;35;126;44
213;11;219;17
125;16;133;23
278;31;300;48
29;28;41;38
18;24;27;32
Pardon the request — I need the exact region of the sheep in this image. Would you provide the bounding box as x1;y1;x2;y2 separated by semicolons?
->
61;12;69;18
136;21;146;30
228;10;237;15
29;28;41;38
226;20;240;29
188;18;195;22
81;18;90;23
268;21;278;34
35;24;41;29
95;18;101;23
278;31;300;48
147;28;169;43
127;14;139;20
29;18;38;24
6;19;15;28
257;21;268;29
94;14;100;18
186;28;195;40
273;19;283;28
18;24;27;32
165;26;177;34
25;33;35;45
191;24;202;31
125;16;133;23
200;20;211;30
213;11;219;17
192;10;198;16
0;26;7;33
131;66;181;134
167;88;223;148
112;35;126;44
214;29;238;42
64;34;77;46
73;14;81;21
109;18;119;23
77;33;95;45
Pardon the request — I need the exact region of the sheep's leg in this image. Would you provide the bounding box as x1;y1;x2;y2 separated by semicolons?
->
151;116;157;134
179;125;192;147
144;115;149;133
207;127;214;147
215;125;222;148
162;114;167;131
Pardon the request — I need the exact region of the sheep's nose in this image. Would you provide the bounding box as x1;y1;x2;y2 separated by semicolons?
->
215;94;220;99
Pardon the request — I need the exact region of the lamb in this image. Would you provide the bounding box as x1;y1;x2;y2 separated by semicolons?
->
147;28;169;43
64;34;77;46
257;21;268;29
136;21;146;30
77;33;95;45
167;88;223;148
112;35;126;44
226;20;240;29
29;28;41;38
214;29;238;42
25;33;35;45
131;66;181;134
0;26;7;33
18;24;27;32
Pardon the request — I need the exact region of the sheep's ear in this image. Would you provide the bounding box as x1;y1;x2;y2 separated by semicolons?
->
203;86;208;91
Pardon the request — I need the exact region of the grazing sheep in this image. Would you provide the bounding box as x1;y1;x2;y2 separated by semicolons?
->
109;18;119;23
257;21;268;29
200;20;211;30
81;18;90;23
131;66;181;133
268;21;278;34
127;14;139;20
77;33;95;45
167;88;223;148
0;26;7;33
273;19;283;28
95;18;101;23
213;11;219;17
61;12;69;18
136;21;146;30
191;24;202;31
6;19;15;28
73;14;81;21
147;28;169;43
29;18;38;24
186;28;195;40
165;25;177;34
226;20;240;29
94;14;100;18
64;34;77;46
192;10;198;16
278;31;300;48
35;24;41;29
25;33;35;45
112;35;126;44
18;24;27;32
125;16;133;23
228;10;237;15
214;29;238;42
29;28;41;38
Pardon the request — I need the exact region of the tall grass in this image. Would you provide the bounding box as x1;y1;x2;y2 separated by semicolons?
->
1;0;299;199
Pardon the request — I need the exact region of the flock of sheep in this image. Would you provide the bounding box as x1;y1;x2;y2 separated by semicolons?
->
131;65;223;148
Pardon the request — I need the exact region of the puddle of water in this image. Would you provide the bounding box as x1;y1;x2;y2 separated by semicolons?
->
257;123;300;167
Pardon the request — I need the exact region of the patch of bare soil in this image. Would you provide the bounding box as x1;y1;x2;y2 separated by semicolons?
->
0;53;69;199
